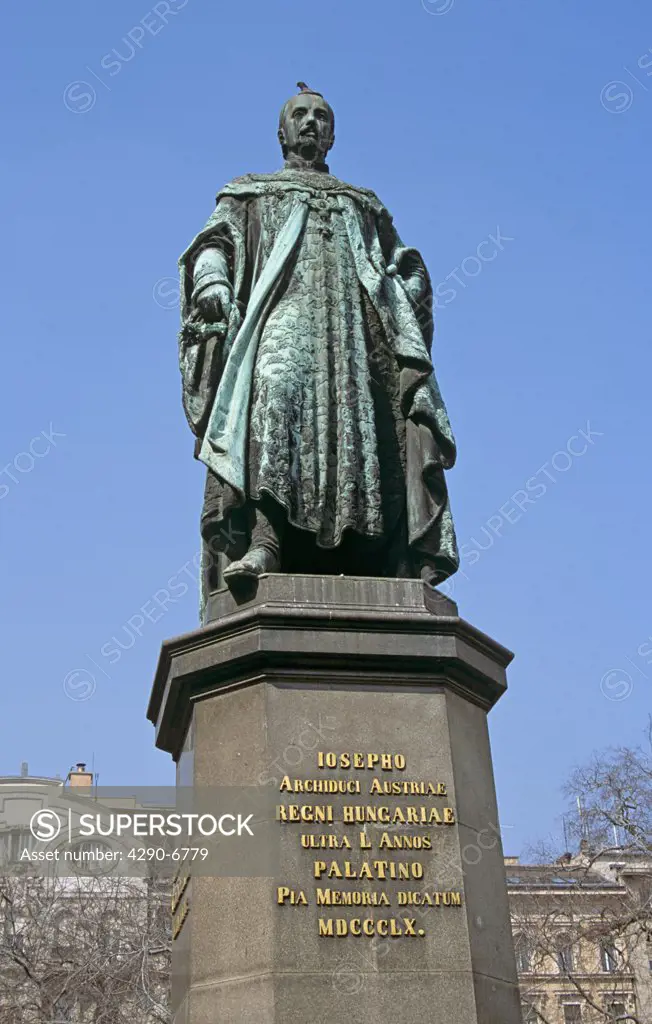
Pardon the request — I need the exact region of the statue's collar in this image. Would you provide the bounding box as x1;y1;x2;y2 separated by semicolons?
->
219;171;384;215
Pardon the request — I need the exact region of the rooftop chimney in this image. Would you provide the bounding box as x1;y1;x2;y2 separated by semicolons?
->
67;762;93;788
20;762;28;778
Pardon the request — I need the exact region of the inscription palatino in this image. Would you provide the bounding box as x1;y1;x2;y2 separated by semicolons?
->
276;751;463;938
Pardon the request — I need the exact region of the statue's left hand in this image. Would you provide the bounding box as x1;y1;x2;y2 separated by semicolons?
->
194;282;232;325
402;273;427;310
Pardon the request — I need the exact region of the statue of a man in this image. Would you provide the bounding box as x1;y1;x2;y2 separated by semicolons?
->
179;84;458;595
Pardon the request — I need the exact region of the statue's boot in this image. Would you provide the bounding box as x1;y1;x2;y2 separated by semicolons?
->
223;546;279;581
223;502;282;582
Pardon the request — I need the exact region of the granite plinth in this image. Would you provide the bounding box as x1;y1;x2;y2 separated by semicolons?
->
148;575;521;1023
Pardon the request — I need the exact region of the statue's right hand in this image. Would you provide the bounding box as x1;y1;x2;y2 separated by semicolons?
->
194;282;232;324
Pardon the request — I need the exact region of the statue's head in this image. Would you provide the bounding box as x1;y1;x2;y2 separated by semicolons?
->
278;83;335;167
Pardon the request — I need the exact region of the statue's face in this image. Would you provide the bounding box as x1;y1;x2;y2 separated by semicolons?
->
279;93;334;164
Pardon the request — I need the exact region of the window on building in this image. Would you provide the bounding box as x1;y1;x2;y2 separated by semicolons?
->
607;1004;627;1021
563;1004;582;1024
601;942;619;973
514;933;532;973
557;934;574;974
0;828;37;864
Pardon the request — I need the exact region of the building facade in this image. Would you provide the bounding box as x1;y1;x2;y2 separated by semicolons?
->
507;851;651;1024
0;763;170;1023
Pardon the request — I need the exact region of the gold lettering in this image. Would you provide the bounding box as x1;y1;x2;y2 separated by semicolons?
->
368;779;446;796
300;834;352;850
276;887;308;905
317;753;407;771
341;804;457;825
278;804;334;823
379;833;433;851
172;896;190;941
314;859;423;881
316;889;391;907
171;871;190;915
398;892;439;907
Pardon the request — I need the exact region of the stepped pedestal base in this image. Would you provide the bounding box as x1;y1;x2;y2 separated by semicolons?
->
148;575;522;1024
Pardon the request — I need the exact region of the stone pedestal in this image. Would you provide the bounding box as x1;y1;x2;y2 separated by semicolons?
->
148;575;522;1023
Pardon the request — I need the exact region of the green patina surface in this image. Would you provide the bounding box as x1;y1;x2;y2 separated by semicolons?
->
177;86;458;597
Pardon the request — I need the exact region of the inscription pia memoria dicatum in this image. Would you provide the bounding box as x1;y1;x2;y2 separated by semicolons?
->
276;751;464;939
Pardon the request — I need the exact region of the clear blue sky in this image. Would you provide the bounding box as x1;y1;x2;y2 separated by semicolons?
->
1;0;650;856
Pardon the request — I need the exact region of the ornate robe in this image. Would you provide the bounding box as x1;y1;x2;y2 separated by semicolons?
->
179;168;458;584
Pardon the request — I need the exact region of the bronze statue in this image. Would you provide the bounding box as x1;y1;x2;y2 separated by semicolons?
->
178;84;458;599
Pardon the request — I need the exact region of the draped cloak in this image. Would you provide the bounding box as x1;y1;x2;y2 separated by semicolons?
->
178;169;458;584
